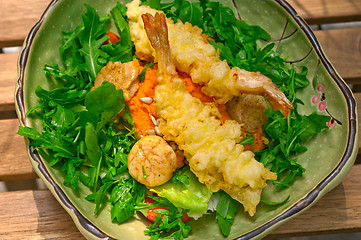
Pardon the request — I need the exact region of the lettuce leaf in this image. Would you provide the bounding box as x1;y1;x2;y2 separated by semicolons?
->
150;167;213;216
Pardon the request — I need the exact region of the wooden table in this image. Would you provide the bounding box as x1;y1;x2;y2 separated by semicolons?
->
1;0;361;239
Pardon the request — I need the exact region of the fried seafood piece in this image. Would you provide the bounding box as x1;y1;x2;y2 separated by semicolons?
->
142;12;276;216
93;60;140;101
226;94;269;133
128;135;178;187
127;0;293;117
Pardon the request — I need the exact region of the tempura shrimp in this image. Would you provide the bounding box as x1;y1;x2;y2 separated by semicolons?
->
128;135;178;187
127;0;293;116
142;12;276;216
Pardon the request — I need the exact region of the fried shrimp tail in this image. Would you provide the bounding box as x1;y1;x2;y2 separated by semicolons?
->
142;13;176;76
231;68;294;117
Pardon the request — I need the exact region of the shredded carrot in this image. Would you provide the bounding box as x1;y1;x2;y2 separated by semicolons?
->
202;34;214;44
126;63;158;137
179;71;231;124
241;128;267;152
175;151;185;169
178;72;213;102
217;104;232;123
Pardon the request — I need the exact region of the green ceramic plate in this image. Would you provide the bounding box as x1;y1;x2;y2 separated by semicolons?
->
15;0;358;239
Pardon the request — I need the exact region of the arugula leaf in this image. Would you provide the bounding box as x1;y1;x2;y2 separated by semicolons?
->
86;181;115;215
63;160;82;189
139;62;155;82
238;134;254;145
110;180;135;223
171;167;190;186
78;4;110;80
216;191;240;237
85;81;125;131
85;123;102;187
261;195;290;206
146;0;161;9
102;2;134;62
260;109;330;189
178;0;203;27
144;199;192;240
295;112;331;142
59;24;84;76
17;126;75;158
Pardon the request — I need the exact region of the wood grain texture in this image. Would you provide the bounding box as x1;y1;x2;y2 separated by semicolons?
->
1;164;361;239
269;163;361;238
0;0;360;47
0;190;85;240
315;28;361;84
0;119;37;181
0;53;18;117
288;0;361;24
0;0;50;48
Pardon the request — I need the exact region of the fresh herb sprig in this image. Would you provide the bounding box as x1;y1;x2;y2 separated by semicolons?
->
238;134;254;145
257;109;330;189
142;197;193;240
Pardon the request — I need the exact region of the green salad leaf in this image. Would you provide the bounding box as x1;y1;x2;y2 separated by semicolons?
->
102;2;135;62
238;134;254;145
151;167;213;216
216;191;240;237
258;109;330;189
78;5;110;80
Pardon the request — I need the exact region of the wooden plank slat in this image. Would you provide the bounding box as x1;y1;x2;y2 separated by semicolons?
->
0;52;18;118
0;0;50;48
0;119;37;181
0;190;85;240
1;164;361;239
288;0;361;25
269;163;361;238
0;0;360;48
315;27;361;84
